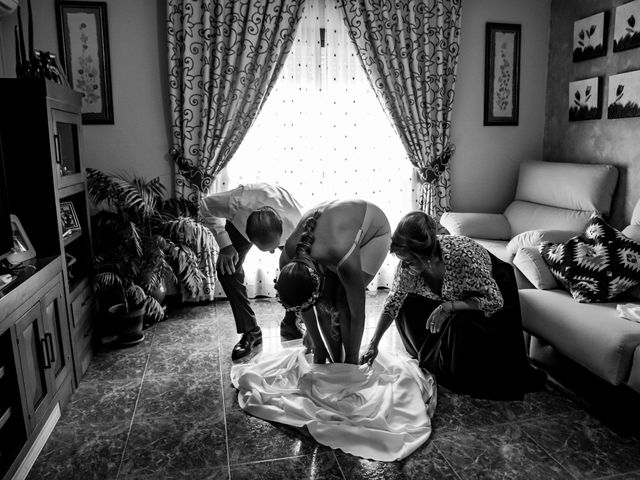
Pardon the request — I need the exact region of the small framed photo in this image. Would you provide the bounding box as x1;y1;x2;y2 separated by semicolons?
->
573;12;608;62
55;1;114;124
484;23;521;126
613;0;640;52
60;201;81;235
608;70;640;119
569;77;602;121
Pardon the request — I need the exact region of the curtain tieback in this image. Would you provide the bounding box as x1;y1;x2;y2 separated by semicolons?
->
417;143;456;185
170;147;211;193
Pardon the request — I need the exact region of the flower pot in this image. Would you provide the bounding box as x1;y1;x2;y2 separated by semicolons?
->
109;303;145;346
143;281;168;328
150;281;167;305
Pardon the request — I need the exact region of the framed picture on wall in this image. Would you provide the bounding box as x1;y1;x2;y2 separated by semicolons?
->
613;0;640;52
569;77;602;121
573;12;608;62
55;1;114;124
608;70;640;118
483;23;521;126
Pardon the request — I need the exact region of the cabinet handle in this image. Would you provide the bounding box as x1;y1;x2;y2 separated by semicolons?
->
45;332;55;363
54;134;62;164
41;338;51;369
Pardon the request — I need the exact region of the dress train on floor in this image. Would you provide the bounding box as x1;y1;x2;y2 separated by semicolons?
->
230;342;436;461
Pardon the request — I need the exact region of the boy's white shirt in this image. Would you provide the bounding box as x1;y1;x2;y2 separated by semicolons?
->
200;183;303;249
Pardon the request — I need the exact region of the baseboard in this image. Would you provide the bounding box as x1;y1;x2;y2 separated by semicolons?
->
11;403;61;480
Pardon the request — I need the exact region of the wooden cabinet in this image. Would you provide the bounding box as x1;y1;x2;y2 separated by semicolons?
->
0;79;95;480
0;259;68;480
0;327;27;478
0;78;95;387
14;300;53;431
40;279;72;393
12;272;70;432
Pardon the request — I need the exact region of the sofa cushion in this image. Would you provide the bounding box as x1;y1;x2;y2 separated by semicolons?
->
504;201;596;237
630;197;640;226
623;225;640;243
472;239;533;289
514;161;618;214
622;198;640;300
506;229;582;256
513;247;558;290
539;216;640;303
439;212;510;239
627;346;640;394
520;289;640;385
471;238;511;263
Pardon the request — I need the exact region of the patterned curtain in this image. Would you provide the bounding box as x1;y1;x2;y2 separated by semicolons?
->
340;0;461;222
167;0;304;301
167;0;305;199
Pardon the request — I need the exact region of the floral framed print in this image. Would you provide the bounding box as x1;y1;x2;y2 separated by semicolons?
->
569;77;602;121
55;1;113;124
484;23;520;126
573;12;608;62
613;0;640;52
608;70;640;118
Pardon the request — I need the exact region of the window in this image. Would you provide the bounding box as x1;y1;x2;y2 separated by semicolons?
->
216;0;414;298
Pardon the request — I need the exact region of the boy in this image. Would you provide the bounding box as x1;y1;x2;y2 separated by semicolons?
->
201;183;303;359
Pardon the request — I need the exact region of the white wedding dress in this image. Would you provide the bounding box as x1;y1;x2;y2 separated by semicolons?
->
230;343;437;462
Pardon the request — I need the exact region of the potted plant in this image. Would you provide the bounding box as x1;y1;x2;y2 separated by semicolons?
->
87;168;213;345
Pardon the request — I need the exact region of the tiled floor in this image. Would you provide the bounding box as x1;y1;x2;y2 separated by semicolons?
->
27;291;640;480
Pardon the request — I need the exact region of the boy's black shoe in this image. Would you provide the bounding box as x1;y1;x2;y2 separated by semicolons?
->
231;328;262;360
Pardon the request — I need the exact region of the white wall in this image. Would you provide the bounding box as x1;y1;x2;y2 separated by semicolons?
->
0;0;173;190
450;0;550;212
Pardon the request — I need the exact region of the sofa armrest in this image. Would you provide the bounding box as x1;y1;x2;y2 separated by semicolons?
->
440;212;510;240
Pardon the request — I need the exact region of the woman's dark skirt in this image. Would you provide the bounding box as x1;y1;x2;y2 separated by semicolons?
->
394;254;532;400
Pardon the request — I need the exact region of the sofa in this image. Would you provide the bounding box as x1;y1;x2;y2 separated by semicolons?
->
519;199;640;397
440;160;619;287
440;160;640;406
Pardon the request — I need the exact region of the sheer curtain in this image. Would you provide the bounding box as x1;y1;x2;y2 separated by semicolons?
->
215;0;416;299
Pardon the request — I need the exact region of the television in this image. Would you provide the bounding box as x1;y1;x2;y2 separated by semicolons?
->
0;136;15;262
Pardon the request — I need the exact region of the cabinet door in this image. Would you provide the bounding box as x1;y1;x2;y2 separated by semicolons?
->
14;303;54;431
50;108;83;190
41;280;72;392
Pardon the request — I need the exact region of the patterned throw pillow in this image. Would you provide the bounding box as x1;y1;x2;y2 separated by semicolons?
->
539;215;640;303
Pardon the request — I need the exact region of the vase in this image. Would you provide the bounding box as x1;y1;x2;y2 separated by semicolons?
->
109;303;145;346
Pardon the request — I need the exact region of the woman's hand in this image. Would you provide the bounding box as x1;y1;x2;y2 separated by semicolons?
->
359;343;379;366
426;301;454;333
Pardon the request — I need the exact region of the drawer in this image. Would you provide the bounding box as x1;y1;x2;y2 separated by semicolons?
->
78;339;94;378
71;285;94;329
74;313;94;350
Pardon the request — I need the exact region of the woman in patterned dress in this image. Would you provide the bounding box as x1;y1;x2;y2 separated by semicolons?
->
360;211;545;400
